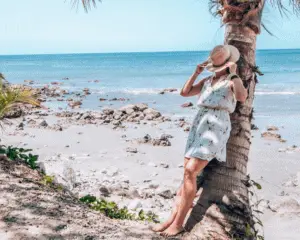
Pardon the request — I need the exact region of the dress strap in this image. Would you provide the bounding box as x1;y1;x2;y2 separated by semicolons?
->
226;73;239;81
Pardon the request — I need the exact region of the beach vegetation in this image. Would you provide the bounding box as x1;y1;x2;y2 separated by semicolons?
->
0;145;39;170
0;73;40;120
80;194;159;223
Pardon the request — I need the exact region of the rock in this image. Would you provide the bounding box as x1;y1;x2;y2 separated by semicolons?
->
143;134;152;143
16;122;24;130
113;110;123;120
24;80;35;84
52;124;63;131
160;134;173;140
126;147;138;153
159;88;177;94
112;120;121;126
137;134;152;144
261;131;282;140
183;126;190;132
4;107;23;119
68;101;82;109
102;108;114;115
148;183;159;189
109;97;128;101
27;119;37;125
99;98;107;101
119;104;137;115
157;188;174;199
269;197;300;214
152;138;171;147
128;199;143;210
160;163;169;168
61;89;69;95
144;115;154;121
135;103;148;111
51;82;61;85
99;186;111;197
163;116;171;122
267;125;279;131
164;88;177;93
148;162;157;167
143;108;161;119
39;120;48;127
128;189;141;198
251;124;259;130
181;102;193;108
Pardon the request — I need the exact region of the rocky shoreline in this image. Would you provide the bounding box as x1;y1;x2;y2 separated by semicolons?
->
1;82;300;239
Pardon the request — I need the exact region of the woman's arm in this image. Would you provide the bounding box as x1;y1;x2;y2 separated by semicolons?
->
180;61;208;97
229;64;248;103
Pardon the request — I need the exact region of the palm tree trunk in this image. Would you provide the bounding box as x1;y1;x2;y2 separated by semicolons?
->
184;1;264;239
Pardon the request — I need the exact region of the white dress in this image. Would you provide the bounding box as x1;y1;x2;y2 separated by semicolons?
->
184;74;237;162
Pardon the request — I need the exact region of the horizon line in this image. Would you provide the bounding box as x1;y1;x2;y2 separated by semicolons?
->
0;47;299;56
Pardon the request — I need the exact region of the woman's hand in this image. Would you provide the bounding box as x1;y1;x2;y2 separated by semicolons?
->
228;63;237;74
195;60;209;74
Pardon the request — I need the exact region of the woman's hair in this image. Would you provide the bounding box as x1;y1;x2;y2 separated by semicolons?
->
226;67;230;74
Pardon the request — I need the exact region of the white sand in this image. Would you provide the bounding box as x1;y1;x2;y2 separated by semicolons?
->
1;114;300;239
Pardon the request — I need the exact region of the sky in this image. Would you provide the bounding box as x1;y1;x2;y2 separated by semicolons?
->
0;0;299;55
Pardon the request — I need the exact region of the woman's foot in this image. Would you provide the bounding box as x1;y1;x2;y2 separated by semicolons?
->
151;195;195;233
151;209;178;232
160;224;185;237
151;222;172;233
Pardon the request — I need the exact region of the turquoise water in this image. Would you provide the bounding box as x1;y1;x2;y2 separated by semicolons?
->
0;49;299;142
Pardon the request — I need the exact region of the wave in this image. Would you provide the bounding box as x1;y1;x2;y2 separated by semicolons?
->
255;91;300;95
89;87;180;95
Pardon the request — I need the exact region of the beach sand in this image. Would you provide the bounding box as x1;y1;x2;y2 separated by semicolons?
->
0;104;299;239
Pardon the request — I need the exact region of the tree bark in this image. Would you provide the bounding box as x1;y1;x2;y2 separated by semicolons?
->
184;1;264;239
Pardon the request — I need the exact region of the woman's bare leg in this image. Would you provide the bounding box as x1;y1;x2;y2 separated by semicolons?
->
161;157;208;237
151;158;190;232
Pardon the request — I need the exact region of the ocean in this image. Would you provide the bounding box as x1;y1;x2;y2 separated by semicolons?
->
0;49;299;143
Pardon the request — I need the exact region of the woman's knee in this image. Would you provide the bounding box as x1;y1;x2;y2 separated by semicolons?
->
184;158;208;178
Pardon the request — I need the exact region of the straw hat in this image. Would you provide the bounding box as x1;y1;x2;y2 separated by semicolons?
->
205;45;240;72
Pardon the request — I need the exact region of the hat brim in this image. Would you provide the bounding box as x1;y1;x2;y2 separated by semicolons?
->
205;45;240;72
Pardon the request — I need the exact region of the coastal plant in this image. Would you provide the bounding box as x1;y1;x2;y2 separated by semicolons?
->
80;194;159;223
0;145;39;169
0;73;39;120
41;175;55;185
40;174;64;191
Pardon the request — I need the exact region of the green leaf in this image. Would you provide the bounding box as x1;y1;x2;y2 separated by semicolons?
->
251;180;262;190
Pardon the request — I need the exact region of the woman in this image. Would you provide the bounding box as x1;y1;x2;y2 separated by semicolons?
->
152;45;248;237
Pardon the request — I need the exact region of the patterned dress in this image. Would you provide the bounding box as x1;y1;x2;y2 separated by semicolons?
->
184;74;237;162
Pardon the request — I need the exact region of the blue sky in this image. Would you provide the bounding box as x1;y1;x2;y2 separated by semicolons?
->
0;0;299;55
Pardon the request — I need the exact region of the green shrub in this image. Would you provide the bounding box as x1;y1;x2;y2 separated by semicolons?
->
0;145;38;169
80;194;159;223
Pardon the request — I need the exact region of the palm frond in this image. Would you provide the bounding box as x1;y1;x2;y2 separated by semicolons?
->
69;0;101;12
208;0;300;16
0;78;40;119
269;0;300;15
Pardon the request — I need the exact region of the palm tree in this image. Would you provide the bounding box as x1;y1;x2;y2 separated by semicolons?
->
74;0;299;239
0;73;40;120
